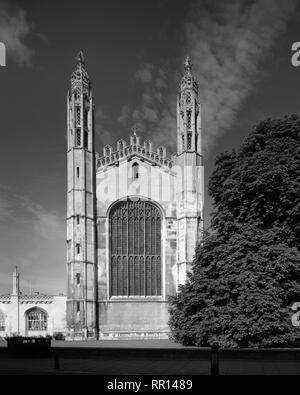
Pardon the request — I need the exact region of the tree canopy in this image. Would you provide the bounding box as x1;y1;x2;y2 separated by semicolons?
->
169;115;300;348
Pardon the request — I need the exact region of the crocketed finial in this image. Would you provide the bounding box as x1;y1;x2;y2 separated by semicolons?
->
131;126;139;136
184;56;192;72
76;50;85;65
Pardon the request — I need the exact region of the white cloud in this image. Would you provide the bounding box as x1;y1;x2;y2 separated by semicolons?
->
0;185;66;294
0;185;64;241
135;63;154;83
0;2;34;66
118;63;177;153
185;0;299;153
117;0;298;157
95;107;115;147
118;104;131;125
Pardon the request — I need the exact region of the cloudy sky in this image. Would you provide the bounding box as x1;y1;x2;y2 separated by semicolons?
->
1;0;300;294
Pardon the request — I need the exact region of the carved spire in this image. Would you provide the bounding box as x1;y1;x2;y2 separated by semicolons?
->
76;50;85;66
130;126;140;146
180;55;198;94
184;56;192;73
71;50;90;94
131;126;139;136
177;56;201;155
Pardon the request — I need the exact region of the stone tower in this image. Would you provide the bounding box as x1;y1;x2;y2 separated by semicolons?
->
66;52;98;339
176;57;204;285
66;54;204;339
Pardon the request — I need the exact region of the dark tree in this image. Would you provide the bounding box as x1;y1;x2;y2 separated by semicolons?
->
169;115;300;348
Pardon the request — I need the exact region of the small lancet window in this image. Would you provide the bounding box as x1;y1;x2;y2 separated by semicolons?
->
76;129;81;146
132;162;139;179
84;131;88;148
182;135;185;150
84;109;88;128
187;133;192;150
76;302;80;321
76;167;80;178
76;244;80;254
187;111;192;129
76;215;80;225
186;92;191;104
76;273;81;286
76;107;81;126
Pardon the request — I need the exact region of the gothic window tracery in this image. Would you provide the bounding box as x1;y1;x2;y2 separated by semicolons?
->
83;109;88;129
76;129;81;146
109;200;162;297
76;107;81;126
186;92;191;104
84;131;88;148
187;111;192;129
74;90;80;102
26;308;47;331
187;133;192;150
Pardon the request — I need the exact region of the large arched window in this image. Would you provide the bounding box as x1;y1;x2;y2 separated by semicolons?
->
0;310;5;331
26;308;47;331
109;199;162;297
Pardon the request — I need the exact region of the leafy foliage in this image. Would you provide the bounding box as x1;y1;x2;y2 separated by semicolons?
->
169;115;300;348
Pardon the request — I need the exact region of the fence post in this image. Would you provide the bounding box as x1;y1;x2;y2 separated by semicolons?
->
54;353;60;371
211;344;219;376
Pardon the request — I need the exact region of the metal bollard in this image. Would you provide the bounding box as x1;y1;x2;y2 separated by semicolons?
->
211;344;219;375
54;353;60;370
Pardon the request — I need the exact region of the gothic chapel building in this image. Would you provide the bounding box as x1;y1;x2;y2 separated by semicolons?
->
67;53;204;340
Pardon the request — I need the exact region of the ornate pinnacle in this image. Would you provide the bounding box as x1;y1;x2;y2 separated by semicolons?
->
131;126;139;136
76;50;85;65
184;56;192;72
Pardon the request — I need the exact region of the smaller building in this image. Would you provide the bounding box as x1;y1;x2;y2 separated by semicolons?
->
0;268;66;338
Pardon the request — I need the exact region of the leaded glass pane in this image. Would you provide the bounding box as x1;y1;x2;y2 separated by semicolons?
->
110;200;162;297
26;308;47;331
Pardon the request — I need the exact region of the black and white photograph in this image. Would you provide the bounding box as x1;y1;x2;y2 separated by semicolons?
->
0;0;300;381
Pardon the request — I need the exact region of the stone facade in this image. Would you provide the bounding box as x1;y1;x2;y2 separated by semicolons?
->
66;53;204;340
0;268;66;338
